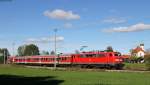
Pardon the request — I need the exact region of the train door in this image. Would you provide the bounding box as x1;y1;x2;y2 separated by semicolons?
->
71;55;75;64
107;53;113;64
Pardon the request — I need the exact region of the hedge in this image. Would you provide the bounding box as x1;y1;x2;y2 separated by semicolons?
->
144;55;150;70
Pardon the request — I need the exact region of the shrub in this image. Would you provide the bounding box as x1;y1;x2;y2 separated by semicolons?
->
144;55;150;70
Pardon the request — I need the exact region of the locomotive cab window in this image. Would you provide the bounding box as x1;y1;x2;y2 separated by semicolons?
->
80;54;99;58
115;53;121;57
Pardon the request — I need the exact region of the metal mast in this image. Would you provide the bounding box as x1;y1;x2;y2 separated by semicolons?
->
54;28;58;69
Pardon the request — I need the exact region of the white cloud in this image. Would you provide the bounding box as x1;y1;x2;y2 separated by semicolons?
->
43;9;80;20
25;38;40;43
49;36;64;42
102;17;126;24
25;36;64;43
63;23;73;28
103;23;150;32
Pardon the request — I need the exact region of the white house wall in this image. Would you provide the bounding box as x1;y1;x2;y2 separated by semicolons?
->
137;51;144;58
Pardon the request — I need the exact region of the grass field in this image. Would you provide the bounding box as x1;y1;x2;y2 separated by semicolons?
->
0;64;150;85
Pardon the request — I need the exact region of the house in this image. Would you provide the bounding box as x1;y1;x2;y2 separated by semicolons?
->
131;44;145;58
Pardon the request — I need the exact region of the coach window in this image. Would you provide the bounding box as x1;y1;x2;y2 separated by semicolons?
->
33;58;37;61
27;58;30;61
93;54;97;57
50;58;53;61
97;54;105;57
96;54;99;57
60;57;62;61
72;55;75;58
56;58;59;61
86;54;89;58
80;54;86;58
61;58;63;61
62;57;64;61
62;57;64;60
89;54;92;57
45;58;47;61
65;57;67;60
47;58;49;61
66;57;69;60
109;53;113;57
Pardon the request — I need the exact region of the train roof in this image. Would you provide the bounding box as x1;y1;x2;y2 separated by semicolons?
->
9;55;56;58
79;51;118;54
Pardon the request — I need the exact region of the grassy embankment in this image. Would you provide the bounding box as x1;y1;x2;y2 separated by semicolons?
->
124;63;147;70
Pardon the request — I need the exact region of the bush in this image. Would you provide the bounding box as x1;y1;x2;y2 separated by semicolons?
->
144;55;150;70
0;56;4;64
129;56;144;63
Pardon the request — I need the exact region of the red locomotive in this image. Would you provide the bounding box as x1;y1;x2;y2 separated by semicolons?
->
9;51;124;69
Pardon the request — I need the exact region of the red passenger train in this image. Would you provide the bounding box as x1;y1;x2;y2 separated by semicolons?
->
9;51;124;69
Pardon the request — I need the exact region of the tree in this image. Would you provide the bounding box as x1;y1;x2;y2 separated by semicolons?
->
41;50;49;55
0;48;10;63
75;50;80;54
105;46;114;52
18;44;40;56
18;45;26;56
145;48;150;55
50;50;55;55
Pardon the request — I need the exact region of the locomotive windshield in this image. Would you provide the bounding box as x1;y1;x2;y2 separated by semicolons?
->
80;54;96;58
114;52;121;57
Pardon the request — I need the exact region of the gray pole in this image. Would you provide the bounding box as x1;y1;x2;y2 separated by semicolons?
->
54;28;57;69
12;42;15;56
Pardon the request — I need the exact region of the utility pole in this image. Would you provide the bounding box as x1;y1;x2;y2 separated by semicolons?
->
54;28;58;69
12;42;15;56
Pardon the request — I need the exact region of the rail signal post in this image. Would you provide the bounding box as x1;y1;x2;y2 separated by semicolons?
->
54;28;58;70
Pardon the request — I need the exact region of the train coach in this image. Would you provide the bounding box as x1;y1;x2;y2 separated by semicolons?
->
9;51;124;69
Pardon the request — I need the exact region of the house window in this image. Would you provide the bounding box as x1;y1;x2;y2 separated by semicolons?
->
140;53;142;56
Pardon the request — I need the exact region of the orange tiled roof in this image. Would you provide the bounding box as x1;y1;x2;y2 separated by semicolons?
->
132;46;144;53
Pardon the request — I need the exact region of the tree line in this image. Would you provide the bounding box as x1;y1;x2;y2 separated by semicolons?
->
0;44;55;63
0;48;10;63
17;44;56;56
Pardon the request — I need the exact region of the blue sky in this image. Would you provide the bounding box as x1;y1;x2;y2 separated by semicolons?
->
0;0;150;55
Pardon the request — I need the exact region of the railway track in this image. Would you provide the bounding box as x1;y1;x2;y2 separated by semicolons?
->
24;65;150;73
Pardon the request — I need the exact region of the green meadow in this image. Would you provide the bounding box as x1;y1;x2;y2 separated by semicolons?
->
0;64;150;85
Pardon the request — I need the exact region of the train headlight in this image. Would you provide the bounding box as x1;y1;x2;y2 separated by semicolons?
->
115;59;122;62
